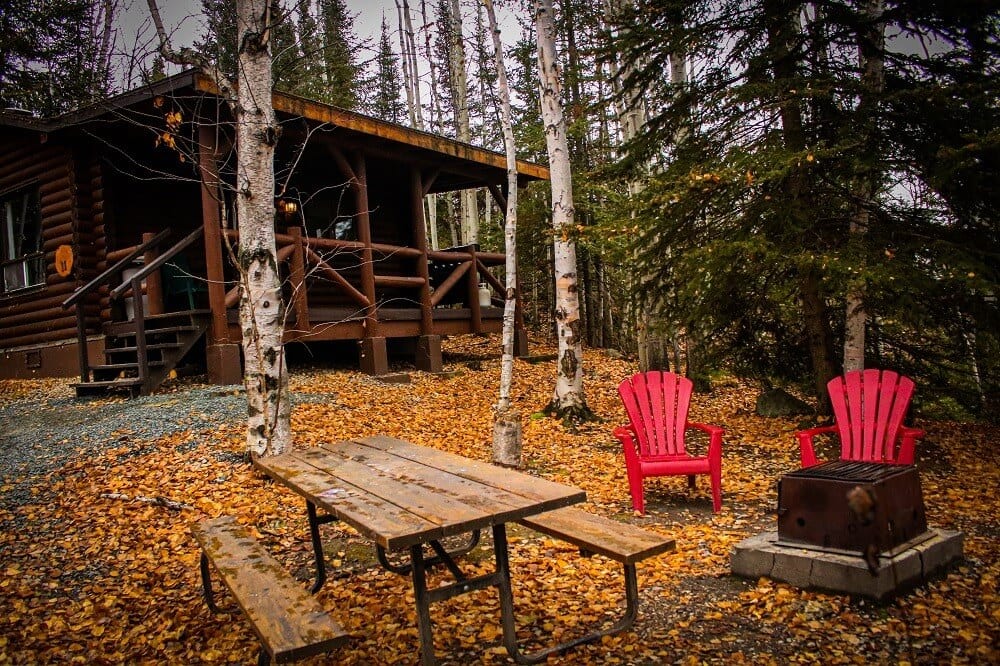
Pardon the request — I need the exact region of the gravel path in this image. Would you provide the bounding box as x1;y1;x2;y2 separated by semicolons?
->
0;381;333;507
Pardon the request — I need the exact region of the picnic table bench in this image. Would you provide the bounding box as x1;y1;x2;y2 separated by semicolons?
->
191;516;350;665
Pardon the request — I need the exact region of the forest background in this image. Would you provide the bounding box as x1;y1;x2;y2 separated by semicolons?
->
2;0;997;420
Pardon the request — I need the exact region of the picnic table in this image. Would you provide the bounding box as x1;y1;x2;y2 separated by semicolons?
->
253;434;588;665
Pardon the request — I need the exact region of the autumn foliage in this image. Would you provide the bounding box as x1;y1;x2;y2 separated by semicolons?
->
0;335;997;664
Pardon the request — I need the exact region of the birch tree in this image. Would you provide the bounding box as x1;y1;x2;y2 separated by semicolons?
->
535;0;592;421
148;0;291;457
485;0;521;466
439;0;478;245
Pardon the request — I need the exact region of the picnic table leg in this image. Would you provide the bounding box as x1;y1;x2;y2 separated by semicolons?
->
492;523;642;664
409;542;438;666
199;553;221;613
306;501;327;593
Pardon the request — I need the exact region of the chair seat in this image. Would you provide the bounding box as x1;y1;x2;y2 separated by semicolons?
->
639;456;711;476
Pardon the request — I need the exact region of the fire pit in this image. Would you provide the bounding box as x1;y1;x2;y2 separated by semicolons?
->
732;461;963;599
776;461;929;554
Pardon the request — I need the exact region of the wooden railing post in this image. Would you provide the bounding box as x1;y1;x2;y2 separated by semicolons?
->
288;226;310;334
142;232;164;316
411;167;433;336
468;244;483;334
74;309;89;383
131;275;148;391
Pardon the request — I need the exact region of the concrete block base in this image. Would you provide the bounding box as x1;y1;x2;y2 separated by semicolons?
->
206;343;242;385
415;335;442;372
731;529;963;600
359;337;388;376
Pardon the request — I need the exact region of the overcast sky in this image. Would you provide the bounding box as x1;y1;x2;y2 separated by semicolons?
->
115;0;428;85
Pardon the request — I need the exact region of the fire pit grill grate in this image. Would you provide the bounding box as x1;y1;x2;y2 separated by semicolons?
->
777;461;929;554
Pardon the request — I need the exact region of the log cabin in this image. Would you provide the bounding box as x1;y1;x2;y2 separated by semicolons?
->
0;70;547;395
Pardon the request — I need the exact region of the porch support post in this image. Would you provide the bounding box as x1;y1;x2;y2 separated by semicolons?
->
287;225;309;335
467;242;483;334
198;124;241;385
411;167;441;372
351;151;387;375
142;232;164;316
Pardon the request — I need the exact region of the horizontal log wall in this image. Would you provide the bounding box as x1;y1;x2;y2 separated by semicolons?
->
0;135;80;351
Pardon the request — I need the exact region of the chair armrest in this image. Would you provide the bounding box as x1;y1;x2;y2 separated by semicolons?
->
796;425;837;467
688;421;724;458
896;425;926;465
613;425;641;467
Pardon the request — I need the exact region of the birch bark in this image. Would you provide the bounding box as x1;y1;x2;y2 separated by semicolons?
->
485;0;521;466
234;0;291;457
445;0;477;245
146;0;291;457
535;0;590;420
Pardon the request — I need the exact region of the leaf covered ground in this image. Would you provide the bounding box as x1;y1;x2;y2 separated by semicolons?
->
0;335;997;665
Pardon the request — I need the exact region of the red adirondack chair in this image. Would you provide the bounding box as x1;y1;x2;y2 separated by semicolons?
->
614;371;724;514
797;369;925;468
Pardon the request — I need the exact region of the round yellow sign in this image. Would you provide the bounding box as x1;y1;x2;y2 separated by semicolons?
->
55;245;73;277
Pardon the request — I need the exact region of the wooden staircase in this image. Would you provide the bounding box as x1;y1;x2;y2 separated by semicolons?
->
73;309;211;397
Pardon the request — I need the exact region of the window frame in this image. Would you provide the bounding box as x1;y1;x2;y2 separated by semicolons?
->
1;184;45;295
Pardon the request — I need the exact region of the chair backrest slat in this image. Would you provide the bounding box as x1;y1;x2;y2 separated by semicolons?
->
829;369;916;464
619;371;691;458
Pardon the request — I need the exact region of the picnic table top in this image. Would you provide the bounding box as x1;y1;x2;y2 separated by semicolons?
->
254;435;587;551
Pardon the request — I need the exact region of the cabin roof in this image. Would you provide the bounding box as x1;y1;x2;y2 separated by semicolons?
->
0;70;549;189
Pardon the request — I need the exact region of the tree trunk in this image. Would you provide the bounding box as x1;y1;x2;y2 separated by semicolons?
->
767;0;838;408
146;0;290;456
235;0;291;457
843;0;885;372
535;0;591;421
485;0;522;466
801;266;839;414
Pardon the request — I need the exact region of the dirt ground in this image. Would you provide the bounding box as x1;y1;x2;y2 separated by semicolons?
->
1;336;997;665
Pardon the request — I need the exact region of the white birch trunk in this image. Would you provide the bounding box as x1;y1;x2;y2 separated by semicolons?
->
146;0;290;457
535;0;587;416
843;0;885;372
485;0;521;466
235;0;291;457
446;0;477;245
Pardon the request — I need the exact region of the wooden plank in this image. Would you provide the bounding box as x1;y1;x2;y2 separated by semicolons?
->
316;440;553;526
294;446;502;543
355;436;586;507
519;507;676;565
254;452;440;551
191;516;349;663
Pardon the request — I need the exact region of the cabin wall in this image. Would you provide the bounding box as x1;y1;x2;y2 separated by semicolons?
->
0;134;113;379
0;137;77;343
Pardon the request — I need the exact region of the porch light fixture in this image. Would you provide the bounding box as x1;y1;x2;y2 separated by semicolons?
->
277;199;299;215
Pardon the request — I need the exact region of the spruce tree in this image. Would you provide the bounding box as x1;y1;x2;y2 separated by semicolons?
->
372;16;406;123
607;0;999;412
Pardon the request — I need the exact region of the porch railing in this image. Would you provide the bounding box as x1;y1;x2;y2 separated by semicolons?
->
221;230;514;336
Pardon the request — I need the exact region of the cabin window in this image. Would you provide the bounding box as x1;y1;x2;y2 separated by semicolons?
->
1;186;43;294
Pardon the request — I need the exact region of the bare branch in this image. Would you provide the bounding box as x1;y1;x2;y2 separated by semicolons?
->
144;0;238;105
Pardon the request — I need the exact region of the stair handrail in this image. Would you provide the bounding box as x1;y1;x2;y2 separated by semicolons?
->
62;228;172;384
108;227;204;300
110;228;205;393
62;228;171;309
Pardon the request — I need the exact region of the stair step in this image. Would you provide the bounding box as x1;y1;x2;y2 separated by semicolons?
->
91;361;166;373
72;378;144;397
105;324;203;338
105;342;184;355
